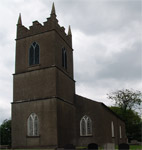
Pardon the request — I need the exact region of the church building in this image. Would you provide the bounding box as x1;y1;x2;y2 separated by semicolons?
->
12;3;127;149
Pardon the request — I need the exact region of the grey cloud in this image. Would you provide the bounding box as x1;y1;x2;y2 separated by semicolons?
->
75;43;141;87
50;0;141;35
96;47;142;81
9;0;141;35
0;107;11;125
0;0;141;123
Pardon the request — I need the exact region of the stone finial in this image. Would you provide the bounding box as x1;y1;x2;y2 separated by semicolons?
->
17;13;22;25
68;25;72;47
68;25;72;36
51;2;56;16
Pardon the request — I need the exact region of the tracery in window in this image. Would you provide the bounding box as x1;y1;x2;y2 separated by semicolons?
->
29;42;39;66
80;115;92;136
62;47;67;69
27;113;39;136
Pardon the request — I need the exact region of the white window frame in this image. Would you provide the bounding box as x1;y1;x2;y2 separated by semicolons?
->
111;121;115;137
80;115;92;136
27;113;39;136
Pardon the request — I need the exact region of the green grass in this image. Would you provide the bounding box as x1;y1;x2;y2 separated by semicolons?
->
0;149;55;150
0;145;142;150
76;145;142;150
129;145;142;149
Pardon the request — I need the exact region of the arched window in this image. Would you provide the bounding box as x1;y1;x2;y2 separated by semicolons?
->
29;42;39;66
27;113;39;136
119;125;122;138
80;115;92;136
111;121;115;137
62;47;67;69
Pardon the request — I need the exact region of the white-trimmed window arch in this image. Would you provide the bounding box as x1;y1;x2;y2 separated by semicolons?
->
80;115;92;136
27;113;39;136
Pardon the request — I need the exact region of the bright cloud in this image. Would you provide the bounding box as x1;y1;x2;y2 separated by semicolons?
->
0;0;141;124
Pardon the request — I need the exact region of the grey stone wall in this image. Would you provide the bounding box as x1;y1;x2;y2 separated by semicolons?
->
75;95;127;146
12;98;58;148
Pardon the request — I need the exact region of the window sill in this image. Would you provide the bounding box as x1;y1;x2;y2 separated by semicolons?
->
28;64;41;71
28;64;41;68
80;135;93;137
26;135;40;138
62;66;68;71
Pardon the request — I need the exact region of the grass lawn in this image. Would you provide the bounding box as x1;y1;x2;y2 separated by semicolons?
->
76;145;142;150
0;149;55;150
129;145;142;149
0;145;142;150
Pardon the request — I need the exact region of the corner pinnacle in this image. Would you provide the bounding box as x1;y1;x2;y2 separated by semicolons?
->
17;13;22;25
51;2;56;16
68;25;72;36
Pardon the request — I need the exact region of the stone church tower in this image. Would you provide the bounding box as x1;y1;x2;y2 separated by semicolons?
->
12;4;76;148
12;3;127;149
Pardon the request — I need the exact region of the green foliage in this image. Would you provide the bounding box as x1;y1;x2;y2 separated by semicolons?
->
108;89;142;111
0;119;11;145
110;106;142;142
130;145;142;149
108;89;142;142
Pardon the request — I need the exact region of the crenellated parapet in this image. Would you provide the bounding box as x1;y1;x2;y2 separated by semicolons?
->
16;3;72;47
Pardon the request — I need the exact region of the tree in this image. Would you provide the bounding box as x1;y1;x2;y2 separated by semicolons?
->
108;89;142;112
110;106;142;142
108;89;142;142
0;119;11;146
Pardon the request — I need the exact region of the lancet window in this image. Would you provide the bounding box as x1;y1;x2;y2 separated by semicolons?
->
29;42;39;66
80;115;92;136
27;113;39;136
111;121;115;137
119;125;122;138
62;47;67;69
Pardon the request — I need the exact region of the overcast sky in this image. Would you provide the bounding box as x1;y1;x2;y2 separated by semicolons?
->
0;0;141;124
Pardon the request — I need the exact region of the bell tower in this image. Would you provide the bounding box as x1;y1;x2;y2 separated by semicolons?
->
12;3;76;148
14;3;75;104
